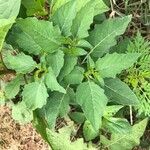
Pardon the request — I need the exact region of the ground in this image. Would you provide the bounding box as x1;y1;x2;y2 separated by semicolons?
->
0;105;49;150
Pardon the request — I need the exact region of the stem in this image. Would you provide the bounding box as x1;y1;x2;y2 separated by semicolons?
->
129;105;133;125
110;0;114;12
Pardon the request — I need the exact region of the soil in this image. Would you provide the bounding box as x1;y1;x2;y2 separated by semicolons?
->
0;105;49;150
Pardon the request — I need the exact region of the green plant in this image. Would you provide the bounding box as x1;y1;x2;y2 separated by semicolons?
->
122;32;150;117
0;0;148;149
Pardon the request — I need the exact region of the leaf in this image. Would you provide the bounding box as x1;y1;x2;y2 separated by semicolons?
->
45;92;70;128
46;50;64;77
76;81;108;130
67;87;76;105
0;19;14;51
51;0;70;14
3;52;37;74
59;93;70;117
0;0;21;51
5;75;22;99
93;0;109;16
52;0;108;16
83;120;99;141
0;0;21;19
69;112;85;124
64;66;84;84
71;0;95;39
45;93;62;129
58;55;77;81
77;39;93;49
104;78;139;105
87;56;95;69
12;101;33;124
52;0;77;36
46;126;72;149
101;118;148;150
45;67;66;93
111;37;130;53
46;126;88;150
33;110;49;142
22;0;47;16
103;117;132;134
88;15;132;57
95;53;140;78
22;82;48;110
103;105;123;117
64;47;87;56
11;17;63;55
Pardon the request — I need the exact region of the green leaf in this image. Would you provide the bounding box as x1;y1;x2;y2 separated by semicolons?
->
52;0;77;36
51;0;70;14
51;0;108;16
33;110;49;143
45;67;66;93
5;75;22;99
64;47;87;56
22;0;47;16
11;17;63;55
71;0;95;39
3;52;37;74
0;0;21;19
45;92;70;128
77;39;93;49
87;56;95;69
69;112;85;124
101;118;148;150
46;126;88;150
67;87;76;105
88;15;132;57
111;37;130;53
0;19;14;51
22;82;48;110
46;126;73;149
103;117;132;134
45;93;62;129
58;55;77;81
93;0;109;16
95;53;140;78
104;78;139;105
64;66;84;84
103;105;123;117
76;81;108;130
83;120;99;141
0;0;21;51
12;101;33;124
55;92;70;117
46;50;64;77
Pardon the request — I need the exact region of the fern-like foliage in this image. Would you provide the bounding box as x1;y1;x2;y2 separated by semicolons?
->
125;32;150;116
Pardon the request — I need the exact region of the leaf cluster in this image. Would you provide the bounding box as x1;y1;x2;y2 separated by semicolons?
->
0;0;148;149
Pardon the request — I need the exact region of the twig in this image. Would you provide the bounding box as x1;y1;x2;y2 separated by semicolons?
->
129;105;133;125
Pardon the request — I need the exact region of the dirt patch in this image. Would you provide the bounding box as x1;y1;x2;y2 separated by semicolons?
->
0;105;49;150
